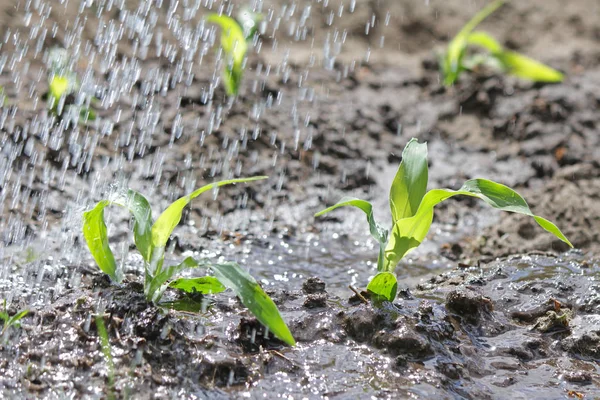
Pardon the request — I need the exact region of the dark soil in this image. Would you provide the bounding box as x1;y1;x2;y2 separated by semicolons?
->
1;0;600;398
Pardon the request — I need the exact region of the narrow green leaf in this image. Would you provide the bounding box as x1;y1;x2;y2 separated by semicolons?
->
147;257;200;302
384;178;572;272
315;197;388;271
496;51;564;82
443;0;504;85
111;190;153;262
83;200;119;282
366;272;398;302
210;261;295;346
151;176;267;249
169;276;226;295
389;138;429;222
315;197;387;244
466;31;503;54
8;310;28;326
207;14;248;95
83;190;153;282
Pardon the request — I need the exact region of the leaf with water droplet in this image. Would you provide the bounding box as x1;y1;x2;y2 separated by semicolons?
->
209;261;295;346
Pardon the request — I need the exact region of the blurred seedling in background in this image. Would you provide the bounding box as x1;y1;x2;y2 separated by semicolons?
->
207;9;262;96
442;0;564;86
46;47;96;122
83;177;295;346
0;300;28;336
315;138;572;303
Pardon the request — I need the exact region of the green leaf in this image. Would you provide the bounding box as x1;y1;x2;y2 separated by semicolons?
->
8;310;28;326
82;190;153;282
49;75;70;101
169;276;226;295
496;51;564;82
79;107;97;122
207;14;248;96
151;176;267;249
366;272;398;302
210;261;295;346
146;257;200;302
466;31;503;54
389;138;429;223
443;0;504;86
83;200;120;282
315;197;388;271
384;178;572;271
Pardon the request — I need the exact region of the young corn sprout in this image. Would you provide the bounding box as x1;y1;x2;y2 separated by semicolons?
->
206;11;259;96
315;139;572;303
82;177;295;346
47;48;96;121
442;0;563;86
0;300;28;336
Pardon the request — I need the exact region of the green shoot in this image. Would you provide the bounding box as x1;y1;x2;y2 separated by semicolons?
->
95;314;116;399
0;300;28;336
442;1;563;85
315;139;572;303
46;47;96;121
207;14;249;96
82;177;296;346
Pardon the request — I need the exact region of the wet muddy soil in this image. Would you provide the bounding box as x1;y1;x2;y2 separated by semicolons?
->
1;0;600;398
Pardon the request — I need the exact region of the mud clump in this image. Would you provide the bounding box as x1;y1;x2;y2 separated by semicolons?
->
445;288;493;323
302;276;327;294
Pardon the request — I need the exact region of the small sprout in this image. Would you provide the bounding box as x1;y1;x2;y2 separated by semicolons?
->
82;177;295;347
95;314;115;398
442;0;563;85
46;47;96;122
0;300;28;335
315;138;572;303
207;14;250;96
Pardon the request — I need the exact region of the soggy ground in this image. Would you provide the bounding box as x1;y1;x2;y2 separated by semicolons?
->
1;0;600;398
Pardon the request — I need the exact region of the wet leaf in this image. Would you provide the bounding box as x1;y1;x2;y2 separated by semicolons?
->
442;0;504;85
207;14;248;95
497;51;564;82
210;261;296;346
49;75;70;101
151;177;267;249
389;138;428;223
83;190;153;282
169;276;226;295
367;272;398;302
315;197;388;271
384;177;572;271
83;200;119;282
466;31;503;54
146;257;200;302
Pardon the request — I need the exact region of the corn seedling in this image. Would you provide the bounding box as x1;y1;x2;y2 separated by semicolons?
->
315;139;572;303
95;314;116;400
206;14;250;96
0;300;28;336
442;0;563;86
83;177;295;346
47;48;96;121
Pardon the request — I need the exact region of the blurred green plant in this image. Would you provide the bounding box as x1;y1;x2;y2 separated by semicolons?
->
47;47;96;121
95;314;116;399
315;138;572;303
207;10;261;96
82;177;295;346
442;0;563;86
0;300;28;335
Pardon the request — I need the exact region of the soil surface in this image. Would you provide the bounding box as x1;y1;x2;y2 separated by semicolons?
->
1;0;599;399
